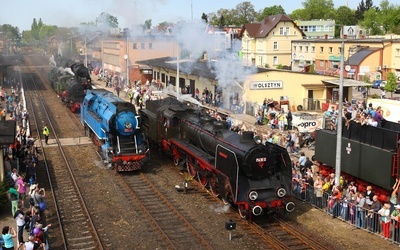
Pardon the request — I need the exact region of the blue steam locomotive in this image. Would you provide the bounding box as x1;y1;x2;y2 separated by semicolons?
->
80;89;149;171
140;97;294;219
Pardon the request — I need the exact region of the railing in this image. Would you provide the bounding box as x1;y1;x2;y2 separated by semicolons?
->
292;178;400;244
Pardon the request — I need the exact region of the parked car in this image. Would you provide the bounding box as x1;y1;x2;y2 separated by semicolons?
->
379;81;386;89
372;80;386;89
395;83;400;94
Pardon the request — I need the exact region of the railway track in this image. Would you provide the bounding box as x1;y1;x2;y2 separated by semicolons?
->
185;173;331;250
254;216;330;249
118;173;213;249
22;69;105;249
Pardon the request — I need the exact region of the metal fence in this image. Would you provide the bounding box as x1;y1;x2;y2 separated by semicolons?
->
292;178;400;245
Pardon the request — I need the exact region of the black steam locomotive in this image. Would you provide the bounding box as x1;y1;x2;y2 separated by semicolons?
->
140;97;294;219
314;119;400;201
49;56;92;112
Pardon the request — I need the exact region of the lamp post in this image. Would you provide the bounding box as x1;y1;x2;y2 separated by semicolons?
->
84;37;87;67
334;40;345;186
176;43;180;94
125;30;130;86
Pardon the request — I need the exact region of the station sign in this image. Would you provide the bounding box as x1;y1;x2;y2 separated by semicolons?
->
250;81;283;90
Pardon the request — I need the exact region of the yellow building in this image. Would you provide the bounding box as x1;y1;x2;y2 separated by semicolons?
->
137;57;367;115
291;38;400;82
241;14;305;68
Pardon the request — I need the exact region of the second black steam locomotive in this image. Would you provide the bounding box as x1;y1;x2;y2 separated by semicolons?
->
49;57;92;113
140;97;294;219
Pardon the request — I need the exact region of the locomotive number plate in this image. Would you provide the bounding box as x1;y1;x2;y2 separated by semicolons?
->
255;157;266;162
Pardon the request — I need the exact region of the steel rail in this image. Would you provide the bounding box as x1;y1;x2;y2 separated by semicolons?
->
24;69;104;249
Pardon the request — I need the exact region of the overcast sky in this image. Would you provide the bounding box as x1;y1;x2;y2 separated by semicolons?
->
0;0;398;31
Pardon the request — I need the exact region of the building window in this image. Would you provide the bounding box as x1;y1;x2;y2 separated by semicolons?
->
312;46;315;52
273;56;278;65
299;46;303;52
133;43;137;49
339;47;342;54
305;46;309;52
280;27;284;35
319;60;324;67
285;27;290;35
396;48;400;56
329;47;333;53
257;40;263;50
320;47;324;53
141;43;145;49
273;41;278;50
293;46;297;51
149;43;153;49
258;56;263;66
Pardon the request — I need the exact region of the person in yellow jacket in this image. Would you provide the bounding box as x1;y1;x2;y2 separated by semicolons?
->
43;125;50;145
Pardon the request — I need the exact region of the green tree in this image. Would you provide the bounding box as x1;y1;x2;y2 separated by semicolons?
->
201;13;208;23
0;24;21;41
38;24;57;41
208;8;235;26
257;5;286;21
233;1;257;25
355;0;375;21
385;72;397;98
377;0;398;34
289;0;335;20
306;0;335;19
96;12;119;28
289;9;308;20
334;6;357;37
143;19;152;30
360;8;383;35
31;18;39;40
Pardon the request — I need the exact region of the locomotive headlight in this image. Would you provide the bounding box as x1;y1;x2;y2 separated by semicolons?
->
254;135;262;144
125;122;132;129
249;191;258;201
277;187;287;198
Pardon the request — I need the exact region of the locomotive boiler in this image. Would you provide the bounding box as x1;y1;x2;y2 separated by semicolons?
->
80;89;149;171
140;97;294;219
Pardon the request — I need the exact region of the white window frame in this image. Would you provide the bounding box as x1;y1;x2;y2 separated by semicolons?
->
273;56;278;65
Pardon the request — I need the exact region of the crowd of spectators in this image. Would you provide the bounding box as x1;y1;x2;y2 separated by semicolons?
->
1;78;50;249
324;99;387;130
292;158;400;245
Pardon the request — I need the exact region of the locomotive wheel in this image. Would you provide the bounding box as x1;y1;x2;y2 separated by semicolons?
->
186;161;197;178
238;204;248;219
197;173;208;187
209;177;219;197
